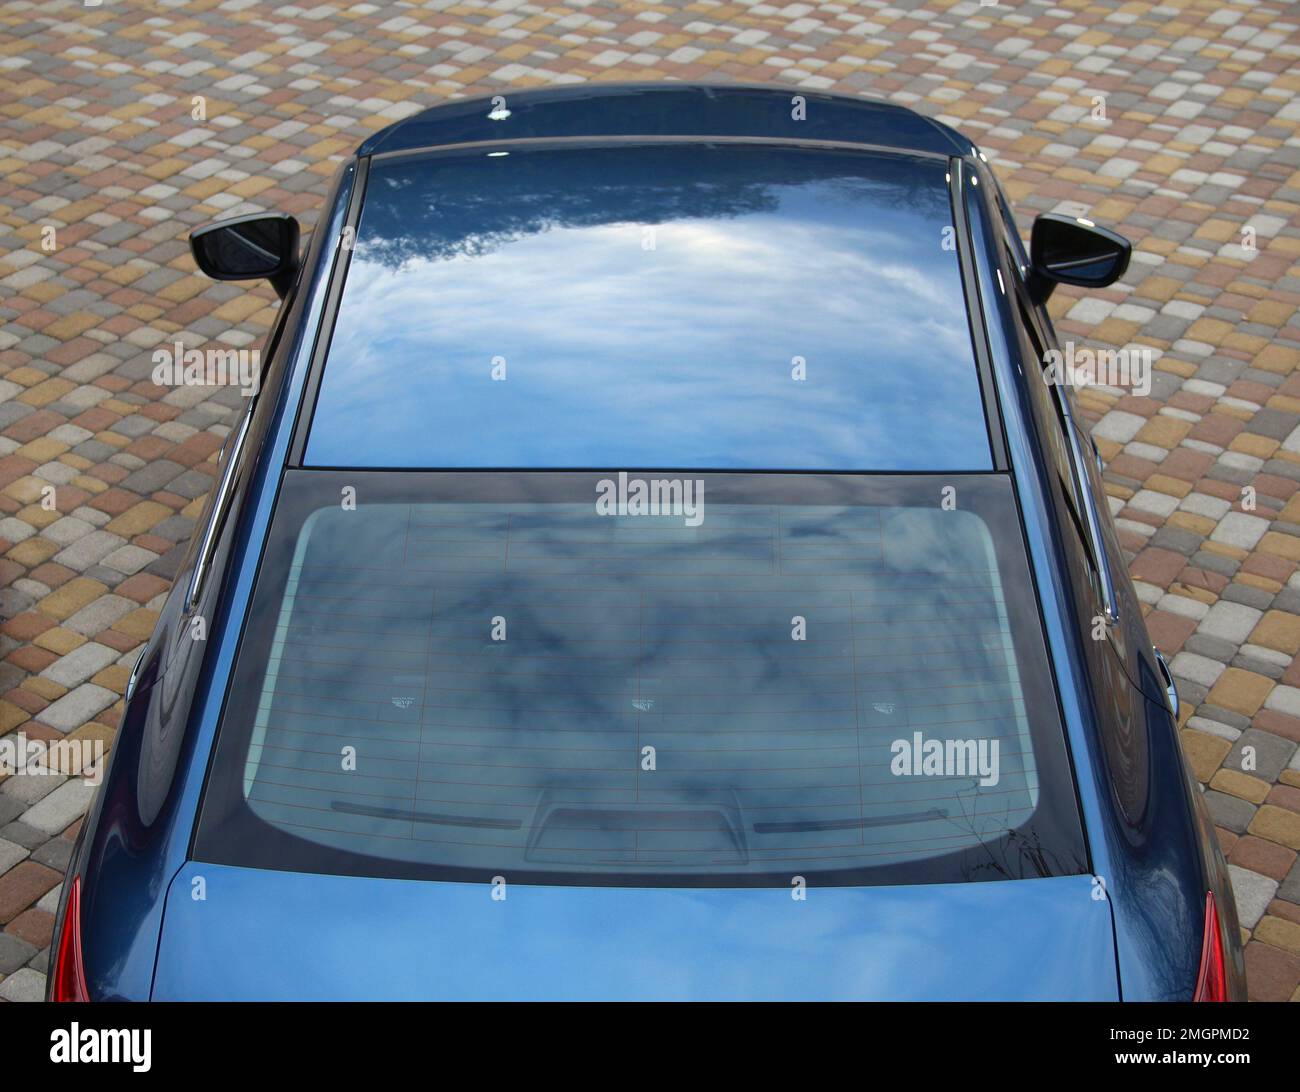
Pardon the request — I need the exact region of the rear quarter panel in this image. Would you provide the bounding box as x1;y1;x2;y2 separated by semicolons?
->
54;162;357;1000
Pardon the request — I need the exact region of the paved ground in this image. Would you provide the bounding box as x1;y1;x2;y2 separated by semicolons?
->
1;0;1299;1003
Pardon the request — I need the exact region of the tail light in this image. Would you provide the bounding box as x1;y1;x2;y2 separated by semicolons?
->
1193;890;1227;1002
50;876;89;1002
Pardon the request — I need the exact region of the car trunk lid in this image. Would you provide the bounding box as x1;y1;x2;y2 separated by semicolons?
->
153;864;1116;1000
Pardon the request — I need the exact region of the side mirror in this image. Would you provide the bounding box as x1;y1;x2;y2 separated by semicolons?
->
1027;213;1131;304
190;212;300;299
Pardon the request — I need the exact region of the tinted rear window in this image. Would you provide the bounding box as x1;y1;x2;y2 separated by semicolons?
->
303;143;992;471
195;471;1085;887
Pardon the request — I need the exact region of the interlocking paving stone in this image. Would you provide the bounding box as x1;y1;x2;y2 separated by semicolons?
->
0;932;37;976
0;967;45;1003
0;838;28;878
2;0;1300;1004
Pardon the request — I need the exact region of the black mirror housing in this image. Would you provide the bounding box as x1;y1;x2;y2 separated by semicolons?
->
190;212;300;299
1027;212;1131;303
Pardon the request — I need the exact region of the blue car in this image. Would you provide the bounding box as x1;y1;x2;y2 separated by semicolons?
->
49;83;1245;1002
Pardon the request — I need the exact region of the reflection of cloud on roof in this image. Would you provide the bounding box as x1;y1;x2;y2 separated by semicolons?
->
307;143;992;472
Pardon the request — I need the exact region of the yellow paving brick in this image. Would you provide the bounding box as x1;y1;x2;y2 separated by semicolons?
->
42;311;100;340
1249;610;1300;656
1208;768;1272;804
0;700;27;734
1248;805;1300;851
15;436;68;462
15;504;60;530
38;577;109;621
1202;541;1249;562
1205;668;1274;718
1145;473;1192;499
1254;916;1300;956
91;664;132;695
1229;432;1280;459
114;608;161;641
1254;345;1298;375
1249;299;1295;326
1155;357;1197;379
70;475;109;495
32;627;87;656
3;366;46;387
98;399;138;416
2;476;47;505
6;537;59;568
23;676;67;702
1137;417;1193;449
105;500;172;538
1179;728;1232;783
1185;317;1235;344
1237;572;1283;595
212;294;267;323
1194;219;1239;243
93;431;130;450
70;722;115;749
1168;511;1216;537
1259;531;1300;562
1280;495;1300;524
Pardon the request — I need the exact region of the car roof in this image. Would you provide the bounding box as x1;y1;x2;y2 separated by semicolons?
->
356;82;975;159
303;140;994;471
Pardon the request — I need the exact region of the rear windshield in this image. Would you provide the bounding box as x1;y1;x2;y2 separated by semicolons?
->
302;143;992;471
195;471;1086;887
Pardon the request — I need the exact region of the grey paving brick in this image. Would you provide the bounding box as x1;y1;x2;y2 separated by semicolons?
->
1203;790;1255;834
0;821;49;851
52;530;128;571
0;933;38;977
119;459;187;494
1226;729;1297;783
21;779;98;837
33;684;116;733
31;836;72;873
0;968;46;1002
1228;865;1279;930
0;796;26;828
64;594;137;637
39;642;117;688
0;837;29;877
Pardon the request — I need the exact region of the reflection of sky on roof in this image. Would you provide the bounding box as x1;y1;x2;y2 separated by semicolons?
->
306;146;993;470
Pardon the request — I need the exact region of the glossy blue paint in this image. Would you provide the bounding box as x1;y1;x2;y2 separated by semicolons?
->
153;865;1117;1000
71;164;356;1001
960;162;1239;999
357;82;971;158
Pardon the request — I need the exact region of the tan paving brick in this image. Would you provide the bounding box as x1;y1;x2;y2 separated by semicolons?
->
1206;669;1276;718
1250;806;1300;852
1255;916;1300;957
1180;729;1233;784
1250;611;1300;657
37;577;109;622
31;627;86;656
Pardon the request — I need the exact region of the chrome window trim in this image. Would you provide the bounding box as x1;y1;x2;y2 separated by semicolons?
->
1056;389;1120;628
185;403;255;613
